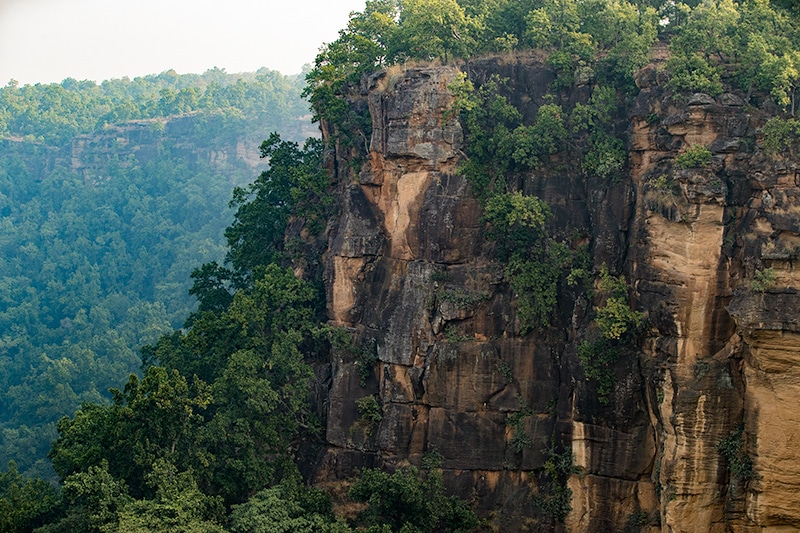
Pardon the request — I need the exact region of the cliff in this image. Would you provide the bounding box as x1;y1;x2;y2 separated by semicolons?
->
0;112;282;186
308;55;800;531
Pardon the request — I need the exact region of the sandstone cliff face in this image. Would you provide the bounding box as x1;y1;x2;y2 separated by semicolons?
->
312;56;800;532
3;113;274;186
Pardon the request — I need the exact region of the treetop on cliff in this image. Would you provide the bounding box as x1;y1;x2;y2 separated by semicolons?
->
306;0;800;125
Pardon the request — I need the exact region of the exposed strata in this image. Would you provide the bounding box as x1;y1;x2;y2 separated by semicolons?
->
2;113;273;186
311;55;800;532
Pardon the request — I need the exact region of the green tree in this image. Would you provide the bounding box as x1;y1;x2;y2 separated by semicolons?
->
0;461;60;533
482;191;551;258
229;477;351;533
577;265;643;403
37;461;131;533
225;134;329;278
667;0;740;94
303;1;399;128
349;466;477;533
197;265;321;503
113;460;225;533
501;103;569;170
396;0;474;63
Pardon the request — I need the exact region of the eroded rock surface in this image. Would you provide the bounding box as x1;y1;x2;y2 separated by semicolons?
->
312;57;800;532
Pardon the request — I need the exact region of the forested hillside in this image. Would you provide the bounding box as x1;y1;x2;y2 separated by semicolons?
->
0;68;309;480
3;0;800;531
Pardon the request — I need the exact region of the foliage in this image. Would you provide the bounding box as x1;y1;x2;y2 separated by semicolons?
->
0;70;309;479
48;366;212;496
482;191;572;332
507;404;534;453
48;264;324;508
664;0;800;107
693;360;711;380
578;266;642;404
194;265;322;503
522;0;658;89
329;327;378;387
627;510;650;528
583;133;627;180
0;69;307;145
666;52;724;95
751;267;777;292
497;359;514;381
506;244;571;334
112;460;226;533
595;265;643;340
533;442;575;523
396;0;475;63
595;296;644;340
577;339;620;404
355;395;383;436
349;466;478;533
503;104;569;169
356;395;384;424
761;117;800;154
302;0;398;149
482;192;551;259
229;477;349;533
675;144;713;169
225;134;330;279
438;288;488;309
717;426;754;481
450;74;521;201
452;77;565;198
37;460;131;533
665;0;736;94
571;85;626;179
0;461;60;533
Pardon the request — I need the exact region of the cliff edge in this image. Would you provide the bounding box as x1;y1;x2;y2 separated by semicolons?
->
311;55;800;532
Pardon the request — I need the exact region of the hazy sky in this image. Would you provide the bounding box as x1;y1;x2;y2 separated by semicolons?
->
0;0;366;85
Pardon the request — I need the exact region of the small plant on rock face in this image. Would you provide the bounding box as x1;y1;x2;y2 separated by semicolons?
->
429;270;450;283
329;327;378;387
533;441;576;523
627;510;649;528
507;404;533;453
675;144;712;169
595;265;644;341
439;288;488;309
357;339;378;387
578;265;643;404
751;267;777;293
577;339;619;404
497;359;513;381
693;360;710;380
444;324;472;344
355;395;383;436
717;425;754;482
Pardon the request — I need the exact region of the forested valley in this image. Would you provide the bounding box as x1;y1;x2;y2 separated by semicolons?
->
3;0;800;531
0;67;309;481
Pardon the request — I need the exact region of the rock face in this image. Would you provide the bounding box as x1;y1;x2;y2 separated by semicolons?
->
311;57;800;531
3;113;273;185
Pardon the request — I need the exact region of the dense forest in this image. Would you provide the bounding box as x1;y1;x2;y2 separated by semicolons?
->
0;68;309;480
2;0;800;531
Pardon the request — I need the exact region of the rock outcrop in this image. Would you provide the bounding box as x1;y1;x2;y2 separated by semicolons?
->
311;55;800;531
2;113;275;186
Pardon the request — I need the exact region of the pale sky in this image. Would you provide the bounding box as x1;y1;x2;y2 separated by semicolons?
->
0;0;366;85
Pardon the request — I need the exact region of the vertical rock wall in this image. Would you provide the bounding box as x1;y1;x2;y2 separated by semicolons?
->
312;57;800;532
